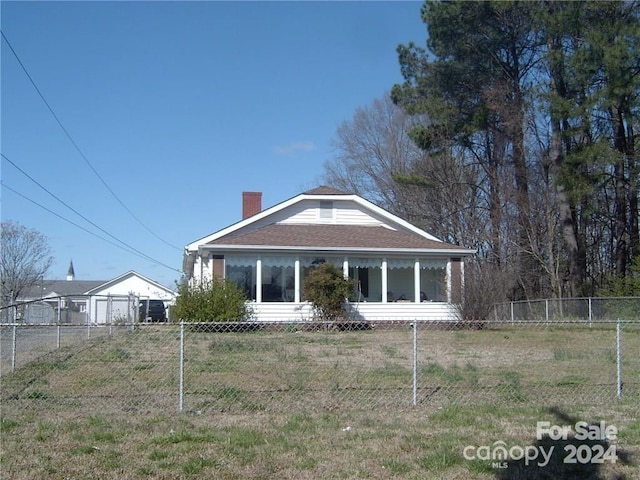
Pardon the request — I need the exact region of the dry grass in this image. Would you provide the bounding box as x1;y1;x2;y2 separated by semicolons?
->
1;323;638;479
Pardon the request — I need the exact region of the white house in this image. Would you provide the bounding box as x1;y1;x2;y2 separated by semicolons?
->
183;187;476;322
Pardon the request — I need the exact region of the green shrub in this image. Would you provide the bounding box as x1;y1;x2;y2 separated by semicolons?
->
303;263;354;320
173;278;252;322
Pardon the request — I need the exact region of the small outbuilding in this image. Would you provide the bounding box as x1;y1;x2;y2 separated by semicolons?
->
19;267;176;324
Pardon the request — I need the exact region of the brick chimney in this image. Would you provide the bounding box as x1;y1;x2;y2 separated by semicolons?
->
242;191;262;219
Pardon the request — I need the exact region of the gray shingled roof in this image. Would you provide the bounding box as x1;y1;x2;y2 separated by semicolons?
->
209;224;468;250
22;280;107;299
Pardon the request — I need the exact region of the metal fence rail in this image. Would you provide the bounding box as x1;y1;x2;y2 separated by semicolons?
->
492;296;640;323
1;294;141;325
2;317;638;415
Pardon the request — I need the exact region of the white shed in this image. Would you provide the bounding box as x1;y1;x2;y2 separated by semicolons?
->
86;271;176;324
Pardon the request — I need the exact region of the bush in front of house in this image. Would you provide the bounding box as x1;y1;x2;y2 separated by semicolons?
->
303;262;355;321
173;278;252;322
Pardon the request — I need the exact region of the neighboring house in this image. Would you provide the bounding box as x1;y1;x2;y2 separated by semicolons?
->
19;265;176;324
84;271;176;323
183;187;476;322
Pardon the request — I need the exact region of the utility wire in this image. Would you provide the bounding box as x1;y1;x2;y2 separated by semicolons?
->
1;29;181;251
1;154;181;274
1;181;179;272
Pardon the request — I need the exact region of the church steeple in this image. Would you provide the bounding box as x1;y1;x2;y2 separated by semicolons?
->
67;260;75;281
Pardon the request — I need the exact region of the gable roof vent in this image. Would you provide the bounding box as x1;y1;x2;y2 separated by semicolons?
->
319;200;333;221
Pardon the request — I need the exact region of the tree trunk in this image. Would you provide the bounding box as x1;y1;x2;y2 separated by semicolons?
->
546;33;585;296
610;105;630;277
628;118;639;261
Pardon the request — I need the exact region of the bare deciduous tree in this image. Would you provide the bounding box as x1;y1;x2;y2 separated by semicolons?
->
455;260;515;323
321;93;424;216
1;221;54;306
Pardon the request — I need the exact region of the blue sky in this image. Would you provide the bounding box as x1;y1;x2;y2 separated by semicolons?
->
1;1;426;288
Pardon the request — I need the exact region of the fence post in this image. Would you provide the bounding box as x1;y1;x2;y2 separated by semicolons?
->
87;298;91;339
127;294;132;330
11;322;17;372
545;299;549;322
57;297;61;350
129;294;136;331
108;295;113;336
616;319;622;399
413;320;418;407
589;297;593;328
179;321;185;412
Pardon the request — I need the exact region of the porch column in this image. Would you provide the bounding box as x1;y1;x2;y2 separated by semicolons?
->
447;260;451;303
256;258;263;303
202;253;212;282
343;258;349;278
207;254;213;281
294;258;301;303
414;260;421;303
382;258;388;303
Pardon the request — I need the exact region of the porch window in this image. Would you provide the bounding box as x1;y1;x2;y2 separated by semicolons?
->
383;258;447;302
382;258;413;301
300;257;342;300
348;267;369;301
420;259;447;302
347;257;382;301
226;256;257;301
261;257;295;302
387;265;413;302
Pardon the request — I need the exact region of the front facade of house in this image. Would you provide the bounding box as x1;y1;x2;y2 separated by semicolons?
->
184;187;476;322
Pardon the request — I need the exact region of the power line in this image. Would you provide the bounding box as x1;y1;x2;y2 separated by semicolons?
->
1;154;181;274
2;180;181;274
1;181;177;271
1;29;181;251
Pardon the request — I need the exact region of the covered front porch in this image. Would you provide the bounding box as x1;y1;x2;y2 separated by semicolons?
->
200;252;465;322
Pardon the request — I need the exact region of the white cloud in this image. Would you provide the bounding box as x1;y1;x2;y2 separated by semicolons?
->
273;141;316;156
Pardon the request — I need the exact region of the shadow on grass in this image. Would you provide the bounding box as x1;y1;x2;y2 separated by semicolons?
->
496;407;636;480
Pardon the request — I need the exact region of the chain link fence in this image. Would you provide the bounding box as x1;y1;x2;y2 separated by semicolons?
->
2;316;638;415
492;296;640;323
1;294;142;325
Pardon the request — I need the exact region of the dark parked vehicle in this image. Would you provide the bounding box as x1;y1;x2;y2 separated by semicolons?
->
139;299;167;322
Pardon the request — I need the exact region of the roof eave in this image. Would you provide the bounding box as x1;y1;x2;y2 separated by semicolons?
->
198;244;476;256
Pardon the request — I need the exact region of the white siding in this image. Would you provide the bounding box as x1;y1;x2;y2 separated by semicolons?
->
247;302;459;322
93;296;136;324
278;199;393;227
221;199;395;233
92;275;175;300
